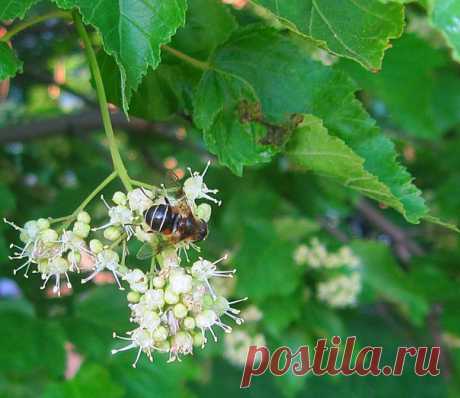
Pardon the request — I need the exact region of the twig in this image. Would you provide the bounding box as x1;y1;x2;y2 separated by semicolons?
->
356;199;424;263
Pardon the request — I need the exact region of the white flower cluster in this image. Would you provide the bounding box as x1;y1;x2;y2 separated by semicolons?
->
316;273;362;308
113;256;247;366
294;238;362;308
4;213;93;295
294;238;360;269
6;161;248;367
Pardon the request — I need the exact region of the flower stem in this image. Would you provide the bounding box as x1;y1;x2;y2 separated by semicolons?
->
73;12;132;192
1;10;71;42
61;171;118;230
162;45;210;71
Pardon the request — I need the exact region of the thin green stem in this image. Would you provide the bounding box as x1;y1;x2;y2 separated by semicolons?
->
162;45;211;71
61;171;117;230
129;179;158;192
1;10;71;42
73;12;132;192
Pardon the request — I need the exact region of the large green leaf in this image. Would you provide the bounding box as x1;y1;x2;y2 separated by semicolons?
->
287;115;408;213
340;34;460;139
208;26;427;223
0;0;38;19
430;0;460;62
43;364;124;398
0;43;23;81
0;311;66;378
54;0;187;113
252;0;404;71
193;70;274;175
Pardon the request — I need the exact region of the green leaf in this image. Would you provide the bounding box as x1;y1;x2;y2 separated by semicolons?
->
252;0;404;71
0;0;38;19
43;364;124;398
210;26;427;223
171;0;237;58
99;51;187;121
340;34;460;139
63;286;131;361
350;240;429;325
0;43;23;81
287;114;409;214
235;220;300;301
0;311;66;378
430;0;460;62
193;70;274;175
54;0;187;113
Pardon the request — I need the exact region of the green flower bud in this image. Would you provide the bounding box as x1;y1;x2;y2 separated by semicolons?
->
41;228;58;243
183;317;195;330
103;226;121;241
153;326;168;342
202;294;214;308
196;203;212;222
37;218;50;230
77;211;91;224
152;276;165;289
127;291;140;303
73;221;90;238
89;239;103;254
164;287;179;305
19;231;29;243
192;332;205;347
174;303;188;319
112;191;127;206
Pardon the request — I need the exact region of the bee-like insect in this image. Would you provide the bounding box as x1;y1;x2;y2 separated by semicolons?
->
143;196;208;245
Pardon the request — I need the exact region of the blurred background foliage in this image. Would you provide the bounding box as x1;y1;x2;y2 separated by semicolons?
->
1;0;460;397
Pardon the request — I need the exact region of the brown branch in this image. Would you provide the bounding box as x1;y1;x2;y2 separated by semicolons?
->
0;110;204;156
357;198;424;263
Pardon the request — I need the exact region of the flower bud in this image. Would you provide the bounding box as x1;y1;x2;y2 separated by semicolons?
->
164;288;179;305
89;239;104;254
37;218;50;230
41;228;58;243
196;203;212;222
73;221;90;238
67;251;81;265
183;317;195;330
77;211;91;224
174;303;188;319
153;325;168;342
104;226;121;241
24;220;40;239
112;191;127;206
127;291;141;303
192;332;205;347
152;276;165;289
169;272;192;295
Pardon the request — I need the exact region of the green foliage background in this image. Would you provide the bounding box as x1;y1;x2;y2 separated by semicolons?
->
1;0;460;397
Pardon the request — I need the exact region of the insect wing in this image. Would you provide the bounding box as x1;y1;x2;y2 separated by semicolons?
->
136;235;162;260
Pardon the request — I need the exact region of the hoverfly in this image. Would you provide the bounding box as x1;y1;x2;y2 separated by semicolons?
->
136;172;209;260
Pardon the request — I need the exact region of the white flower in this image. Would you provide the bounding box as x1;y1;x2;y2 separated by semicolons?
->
169;268;192;294
191;255;235;298
82;249;124;289
141;289;165;311
169;331;193;362
317;272;362;308
183;161;221;206
5;218;59;277
37;256;72;296
124;269;148;293
213;296;247;325
94;196;135;239
112;327;157;368
128;188;153;213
